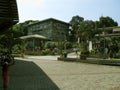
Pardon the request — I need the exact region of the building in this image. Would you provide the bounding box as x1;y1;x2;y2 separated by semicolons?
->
96;26;120;37
93;26;120;54
113;26;120;35
27;18;71;41
0;0;19;32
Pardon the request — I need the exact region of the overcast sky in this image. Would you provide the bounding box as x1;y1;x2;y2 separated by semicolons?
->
16;0;120;25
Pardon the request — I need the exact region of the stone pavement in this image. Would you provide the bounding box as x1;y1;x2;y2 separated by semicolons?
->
0;55;120;90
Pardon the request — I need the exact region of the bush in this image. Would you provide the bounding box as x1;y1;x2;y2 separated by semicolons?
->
81;50;89;55
12;44;23;54
65;42;72;49
44;42;56;49
40;49;51;55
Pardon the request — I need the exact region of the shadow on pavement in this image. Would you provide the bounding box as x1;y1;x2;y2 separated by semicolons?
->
0;59;60;90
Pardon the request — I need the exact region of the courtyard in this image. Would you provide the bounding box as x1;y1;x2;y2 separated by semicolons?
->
0;55;120;90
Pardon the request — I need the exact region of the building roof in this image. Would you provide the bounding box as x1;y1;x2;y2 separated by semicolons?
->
0;0;19;32
98;26;120;31
113;26;120;32
95;33;120;37
28;18;71;26
19;34;50;40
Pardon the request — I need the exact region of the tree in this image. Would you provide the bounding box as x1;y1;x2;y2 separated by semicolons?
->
0;27;22;52
99;16;118;28
77;20;95;42
12;20;39;38
12;24;25;38
73;20;95;56
69;15;84;42
0;23;25;51
70;15;84;30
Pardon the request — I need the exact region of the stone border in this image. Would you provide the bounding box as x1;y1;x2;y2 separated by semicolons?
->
58;57;120;66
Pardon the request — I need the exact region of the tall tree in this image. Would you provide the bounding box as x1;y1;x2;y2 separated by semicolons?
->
77;20;95;42
69;15;84;42
70;15;84;31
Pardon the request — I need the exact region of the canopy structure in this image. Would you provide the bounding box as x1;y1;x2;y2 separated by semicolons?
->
19;34;49;40
20;34;50;53
0;0;19;32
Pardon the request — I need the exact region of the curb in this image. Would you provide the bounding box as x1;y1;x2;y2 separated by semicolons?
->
58;57;120;66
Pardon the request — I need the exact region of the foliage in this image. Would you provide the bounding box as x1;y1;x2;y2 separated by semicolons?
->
99;16;118;27
69;15;84;30
12;20;39;38
69;15;118;42
80;42;88;51
80;42;89;59
78;20;95;42
0;20;39;53
65;42;73;49
41;49;51;55
12;44;22;54
69;15;84;42
0;32;15;52
43;41;73;55
44;42;56;49
0;15;119;56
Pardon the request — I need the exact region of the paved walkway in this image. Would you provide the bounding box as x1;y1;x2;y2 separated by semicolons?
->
0;55;120;90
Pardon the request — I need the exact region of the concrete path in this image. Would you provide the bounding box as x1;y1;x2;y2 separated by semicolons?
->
0;55;120;90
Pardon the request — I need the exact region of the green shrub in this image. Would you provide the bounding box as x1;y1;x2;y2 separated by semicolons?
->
41;49;51;55
81;50;89;55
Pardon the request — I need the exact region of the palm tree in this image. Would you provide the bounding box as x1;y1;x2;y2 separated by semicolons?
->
76;20;96;59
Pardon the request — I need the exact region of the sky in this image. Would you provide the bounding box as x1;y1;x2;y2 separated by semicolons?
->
16;0;120;25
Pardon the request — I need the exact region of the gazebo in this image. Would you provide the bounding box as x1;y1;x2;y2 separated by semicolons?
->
20;34;50;53
19;34;49;40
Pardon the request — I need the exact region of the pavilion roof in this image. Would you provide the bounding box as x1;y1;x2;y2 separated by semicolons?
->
20;34;50;40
